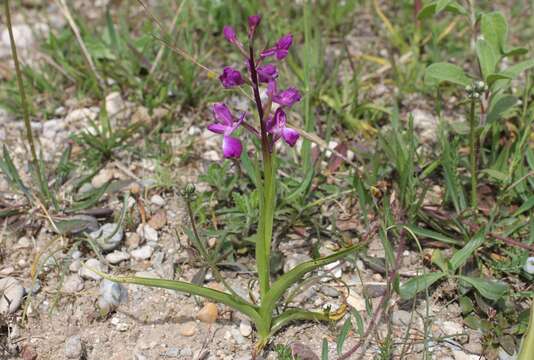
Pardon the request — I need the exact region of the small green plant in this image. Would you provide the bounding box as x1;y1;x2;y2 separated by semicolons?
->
98;15;362;354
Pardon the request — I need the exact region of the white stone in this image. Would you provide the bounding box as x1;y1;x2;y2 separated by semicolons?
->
441;320;464;337
65;335;83;359
89;223;123;252
69;259;81;272
99;279;127;306
91;169;113;188
150;194;165;207
105;92;126;119
105;251;129;264
452;350;480;360
63;274;84;294
79;259;105;280
202;150;221;162
131;245;154;260
65;107;98;124
346;292;366;311
239;320;252;337
0;277;24;314
283;254;311;273
1;24;33;48
42;118;64;138
412;109;438;143
524;257;534;274
136;224;158;242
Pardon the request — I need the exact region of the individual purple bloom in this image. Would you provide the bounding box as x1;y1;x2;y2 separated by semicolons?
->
223;26;237;44
208;103;245;158
257;64;278;83
267;108;299;147
219;67;245;88
248;15;261;37
261;34;293;60
268;81;301;107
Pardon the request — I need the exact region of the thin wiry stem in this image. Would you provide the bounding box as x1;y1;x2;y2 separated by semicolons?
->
5;0;41;194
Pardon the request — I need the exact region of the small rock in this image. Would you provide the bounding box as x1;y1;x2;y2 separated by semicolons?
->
0;266;15;276
239;320;252;337
452;350;480;360
89;223;123;252
323;260;342;279
180;349;193;357
136;224;158;242
79;259;105;280
464;341;483;355
150;194;165;207
99;279;127;307
65;335;83;359
179;321;197;337
319;286;340;298
131;245;154;260
42;118;64;138
197;302;218;323
524;257;534;274
63;274;84;294
346;292;366;311
231;327;246;345
290;342;319;360
202;150;221;162
105;251;130;264
441;320;464;337
165;347;180;357
1;24;33;48
105;92;126;119
148;209;167;230
131;106;151;126
364;283;387;298
65;107;98;124
0;277;24;314
283;254;311;273
91;169;113;188
392;310;418;327
69;260;81;273
126;232;141;248
412;109;437;144
20;344;38;360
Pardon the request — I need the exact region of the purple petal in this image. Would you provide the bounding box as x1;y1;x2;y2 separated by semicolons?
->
274;107;286;127
207;123;229;134
282;127;299;146
248;15;261;36
223;26;237;43
277;34;293;50
257;64;278;83
267;80;277;98
219;67;245;88
222;135;242;158
260;48;276;58
273;87;302;107
213;103;233;126
265;114;275;133
275;49;289;60
231;112;246;132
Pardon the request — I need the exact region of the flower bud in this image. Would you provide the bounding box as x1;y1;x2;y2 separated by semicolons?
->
465;85;473;93
248;15;261;37
223;26;237;44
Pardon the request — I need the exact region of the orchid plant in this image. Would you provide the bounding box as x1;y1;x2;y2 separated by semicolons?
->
98;15;362;353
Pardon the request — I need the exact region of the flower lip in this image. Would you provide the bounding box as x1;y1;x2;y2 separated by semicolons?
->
272;87;301;107
219;67;245;88
267;107;300;147
257;64;278;83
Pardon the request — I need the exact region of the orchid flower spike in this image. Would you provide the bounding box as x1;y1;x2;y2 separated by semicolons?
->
207;103;245;158
261;34;293;60
266;107;299;147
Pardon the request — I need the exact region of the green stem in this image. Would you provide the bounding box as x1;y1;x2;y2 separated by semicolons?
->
519;299;534;360
468;97;478;210
4;0;41;186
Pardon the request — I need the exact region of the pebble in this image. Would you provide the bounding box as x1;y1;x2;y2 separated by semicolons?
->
131;106;151;126
346;292;366;311
69;260;81;272
440;320;464;337
63;274;84;294
239;320;252;337
452;350;480;360
1;24;33;48
392;310;413;327
179;321;197;337
323;260;342;279
412;109;438;144
64;335;83;359
150;194;165;207
364;283;387;298
231;327;246;345
65;107;98;124
0;266;15;276
0;277;24;314
137;224;158;242
105;92;126;119
126;232;141;248
180;349;193;357
42;118;64;138
197;302;218;323
131;245;154;260
79;259;105;280
202;150;221;162
148;210;167;230
105;251;130;264
524;257;534;274
89;223;123;252
283;254;312;273
165;347;180;357
99;279;127;307
91;169;113;188
319;285;340;298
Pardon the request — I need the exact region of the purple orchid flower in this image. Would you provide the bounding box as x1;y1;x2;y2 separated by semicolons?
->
266;107;299;147
223;26;237;44
219;67;245;88
267;80;301;107
257;64;278;83
208;103;245;158
248;15;261;37
261;34;293;60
